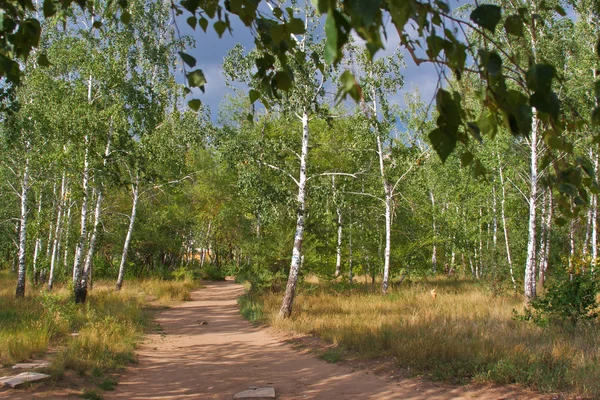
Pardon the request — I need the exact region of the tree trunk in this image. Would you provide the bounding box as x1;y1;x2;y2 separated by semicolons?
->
278;109;309;319
539;192;552;289
592;152;598;273
430;191;437;274
335;208;343;278
32;193;43;285
48;173;66;290
348;218;353;283
524;115;539;303
569;201;576;280
116;173;140;291
15;156;30;298
63;201;72;269
77;127;112;301
73;135;90;303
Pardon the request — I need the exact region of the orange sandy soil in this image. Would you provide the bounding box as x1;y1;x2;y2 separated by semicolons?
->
1;280;566;399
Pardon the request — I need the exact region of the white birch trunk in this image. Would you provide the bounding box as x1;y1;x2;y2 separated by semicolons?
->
32;194;42;285
379;144;393;294
498;154;517;291
492;186;498;250
72;134;90;302
278;109;309;319
592;152;598;273
430;191;437;274
524;115;539;302
332;177;342;277
200;220;212;268
48;173;66;290
63;202;72;269
539;192;552;288
15;155;30;298
116;173;140;290
79;127;112;299
348;218;353;283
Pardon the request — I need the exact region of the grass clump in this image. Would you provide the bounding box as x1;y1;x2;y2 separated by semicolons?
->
141;278;196;303
0;270;199;389
249;277;600;397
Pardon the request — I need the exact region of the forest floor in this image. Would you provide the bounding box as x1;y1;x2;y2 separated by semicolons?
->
1;279;559;399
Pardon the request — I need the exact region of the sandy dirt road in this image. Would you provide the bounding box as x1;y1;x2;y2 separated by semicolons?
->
103;280;546;400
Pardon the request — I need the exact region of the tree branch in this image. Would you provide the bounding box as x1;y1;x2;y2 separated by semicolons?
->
258;160;300;187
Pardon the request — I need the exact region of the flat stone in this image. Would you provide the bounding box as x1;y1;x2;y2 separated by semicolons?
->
0;372;51;388
12;361;51;370
233;387;276;399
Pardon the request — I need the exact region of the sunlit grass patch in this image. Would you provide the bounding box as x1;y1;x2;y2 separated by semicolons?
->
0;270;199;383
250;277;600;397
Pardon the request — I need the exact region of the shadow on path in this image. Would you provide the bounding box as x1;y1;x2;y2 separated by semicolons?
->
104;280;546;400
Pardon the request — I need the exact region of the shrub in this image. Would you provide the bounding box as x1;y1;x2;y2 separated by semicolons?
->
515;272;599;326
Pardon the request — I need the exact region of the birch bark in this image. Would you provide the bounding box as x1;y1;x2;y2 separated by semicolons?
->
15;155;30;298
116;173;140;290
278;109;309;319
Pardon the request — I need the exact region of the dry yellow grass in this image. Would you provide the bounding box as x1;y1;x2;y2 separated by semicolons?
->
0;271;199;378
251;278;600;396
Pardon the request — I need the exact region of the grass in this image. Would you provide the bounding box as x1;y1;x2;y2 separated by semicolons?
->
241;276;600;397
0;270;199;391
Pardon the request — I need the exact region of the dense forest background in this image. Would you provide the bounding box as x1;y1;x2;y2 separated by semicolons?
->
2;0;598;303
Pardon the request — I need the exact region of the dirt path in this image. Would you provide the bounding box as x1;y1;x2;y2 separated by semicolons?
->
103;280;547;400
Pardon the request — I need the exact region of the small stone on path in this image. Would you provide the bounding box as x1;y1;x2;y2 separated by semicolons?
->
12;361;50;370
233;387;276;399
0;372;51;388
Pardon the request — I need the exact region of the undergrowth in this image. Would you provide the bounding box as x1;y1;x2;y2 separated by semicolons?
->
240;274;600;397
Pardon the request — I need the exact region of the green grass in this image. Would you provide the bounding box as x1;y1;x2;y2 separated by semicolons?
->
0;270;199;388
242;276;600;397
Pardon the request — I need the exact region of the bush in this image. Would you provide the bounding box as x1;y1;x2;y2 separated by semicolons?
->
515;272;599;326
200;264;225;280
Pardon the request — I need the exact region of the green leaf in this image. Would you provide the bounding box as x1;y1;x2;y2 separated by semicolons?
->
43;0;57;18
178;52;196;68
526;64;555;95
181;0;200;14
324;9;350;64
554;5;566;16
470;4;501;33
429;128;457;163
336;70;361;102
477;109;498;138
504;14;523;37
187;69;206;87
249;89;260;103
288;17;305;34
274;70;292;91
214;20;227;37
37;53;50;67
188;99;201;111
199;17;208;32
461;151;474;167
530;91;560;120
467;122;482;143
187;16;197;29
595;80;600;99
325;11;339;64
592;107;600;126
92;21;103;29
485;51;502;76
121;11;131;24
